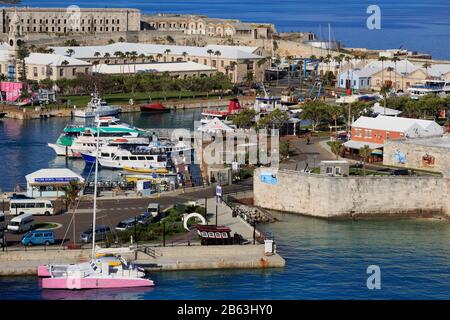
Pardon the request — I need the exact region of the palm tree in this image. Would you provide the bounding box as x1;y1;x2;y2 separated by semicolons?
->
229;61;237;82
113;51;123;73
103;52;111;64
182;51;188;61
138;53;146;63
118;36;125;43
391;56;400;89
130;51;138;73
286;55;294;87
214;50;221;69
207;49;214;66
359;145;372;176
164;49;171;62
378;56;389;87
334;55;343;78
66;48;75;57
325;54;332;72
156;53;163;62
330;141;344;160
422;62;432;77
61;180;82;245
387;66;395;82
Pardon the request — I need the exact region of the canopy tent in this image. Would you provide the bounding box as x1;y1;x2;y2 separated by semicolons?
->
198;117;235;133
26;168;84;186
343;140;383;150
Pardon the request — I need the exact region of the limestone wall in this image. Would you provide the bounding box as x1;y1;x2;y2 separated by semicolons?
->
383;139;450;173
254;168;447;218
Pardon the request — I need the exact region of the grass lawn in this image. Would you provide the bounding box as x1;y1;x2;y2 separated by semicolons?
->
35;222;59;229
60;91;232;107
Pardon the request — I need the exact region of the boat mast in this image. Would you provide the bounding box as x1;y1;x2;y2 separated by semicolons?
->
91;117;101;259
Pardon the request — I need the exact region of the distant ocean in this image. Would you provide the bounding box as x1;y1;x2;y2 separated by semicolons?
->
4;0;450;60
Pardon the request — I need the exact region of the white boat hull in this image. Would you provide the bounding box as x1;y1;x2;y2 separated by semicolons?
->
99;158;167;170
74;107;121;118
48;143;80;157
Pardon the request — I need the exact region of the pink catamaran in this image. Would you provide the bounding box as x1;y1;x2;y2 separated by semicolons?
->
38;118;154;290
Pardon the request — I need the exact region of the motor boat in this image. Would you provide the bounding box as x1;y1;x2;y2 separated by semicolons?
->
200;98;241;124
74;93;121;118
48;117;142;157
140;102;170;113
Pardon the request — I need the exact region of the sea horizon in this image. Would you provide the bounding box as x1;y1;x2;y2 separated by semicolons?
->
3;0;450;60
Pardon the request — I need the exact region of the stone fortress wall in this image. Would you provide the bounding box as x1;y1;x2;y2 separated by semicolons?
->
253;168;450;218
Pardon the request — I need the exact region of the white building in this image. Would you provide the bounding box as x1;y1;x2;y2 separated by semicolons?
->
26;168;84;198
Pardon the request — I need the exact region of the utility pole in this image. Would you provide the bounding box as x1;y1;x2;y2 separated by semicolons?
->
162;221;166;247
215;201;218;226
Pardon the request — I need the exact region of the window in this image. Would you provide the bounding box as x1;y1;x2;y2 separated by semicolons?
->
72;68;76;76
364;129;372;138
60;68;64;77
33;67;38;77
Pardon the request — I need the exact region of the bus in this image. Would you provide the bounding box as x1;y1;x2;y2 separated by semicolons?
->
9;199;54;216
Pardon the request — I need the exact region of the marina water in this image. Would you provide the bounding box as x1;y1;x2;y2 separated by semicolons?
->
1;213;450;299
7;0;450;60
1;112;450;299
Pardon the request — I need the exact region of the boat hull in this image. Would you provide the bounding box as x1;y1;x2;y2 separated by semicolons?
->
74;108;121;118
81;152;96;164
41;277;154;289
140;103;169;113
37;265;51;277
48;143;77;157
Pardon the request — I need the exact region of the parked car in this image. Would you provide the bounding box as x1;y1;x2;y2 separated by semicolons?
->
7;213;35;233
146;203;161;218
80;225;111;243
115;218;137;232
21;230;55;246
136;212;153;225
9;193;34;200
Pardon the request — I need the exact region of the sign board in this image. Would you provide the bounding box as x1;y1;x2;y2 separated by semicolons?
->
35;177;79;183
260;172;278;185
216;185;222;197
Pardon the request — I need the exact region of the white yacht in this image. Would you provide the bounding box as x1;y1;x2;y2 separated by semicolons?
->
82;145;168;169
74;93;121;118
407;80;450;99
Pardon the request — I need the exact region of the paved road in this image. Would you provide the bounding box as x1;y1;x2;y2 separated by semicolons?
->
280;135;335;171
1;179;253;247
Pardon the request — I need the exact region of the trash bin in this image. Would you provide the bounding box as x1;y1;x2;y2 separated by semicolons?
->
264;239;274;255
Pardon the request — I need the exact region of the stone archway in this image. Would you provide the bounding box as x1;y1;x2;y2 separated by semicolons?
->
183;212;206;231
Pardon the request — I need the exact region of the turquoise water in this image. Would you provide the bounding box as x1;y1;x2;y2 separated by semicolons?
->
1;213;450;299
0;109;203;191
7;0;450;59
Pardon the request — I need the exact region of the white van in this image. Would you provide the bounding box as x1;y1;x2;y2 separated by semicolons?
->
9;199;54;216
0;212;5;231
7;213;35;233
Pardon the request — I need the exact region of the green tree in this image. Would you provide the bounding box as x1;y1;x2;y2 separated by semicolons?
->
359;145;372;176
329;140;344;160
280;141;290;159
230;109;257;129
257;109;290;131
300;101;330;131
61;180;82;245
17;42;30;81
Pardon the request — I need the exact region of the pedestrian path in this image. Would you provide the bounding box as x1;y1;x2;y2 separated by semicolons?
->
201;197;255;241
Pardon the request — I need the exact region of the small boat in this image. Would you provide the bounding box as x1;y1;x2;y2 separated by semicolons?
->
140;102;170;113
74;92;121;118
200;98;241;124
40;121;154;290
123;166;169;174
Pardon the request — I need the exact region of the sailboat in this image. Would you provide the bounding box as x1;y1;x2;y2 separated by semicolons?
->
39;118;154;290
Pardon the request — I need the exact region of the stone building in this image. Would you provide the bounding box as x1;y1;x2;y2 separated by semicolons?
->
0;7;141;35
383;135;450;173
51;42;268;83
142;14;275;39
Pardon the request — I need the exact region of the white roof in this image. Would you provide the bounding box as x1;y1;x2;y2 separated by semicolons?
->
372;103;402;116
343;140;384;150
24;53;90;66
25;168;84;184
96;61;216;74
352;115;440;133
198;117;234;132
50;43;261;60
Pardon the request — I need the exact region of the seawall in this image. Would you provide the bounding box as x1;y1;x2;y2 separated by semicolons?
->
0;244;285;276
253;168;450;219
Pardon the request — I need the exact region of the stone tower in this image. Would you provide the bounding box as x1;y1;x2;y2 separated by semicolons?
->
8;11;24;54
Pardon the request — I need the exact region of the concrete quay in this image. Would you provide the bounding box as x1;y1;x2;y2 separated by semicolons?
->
0;244;284;276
